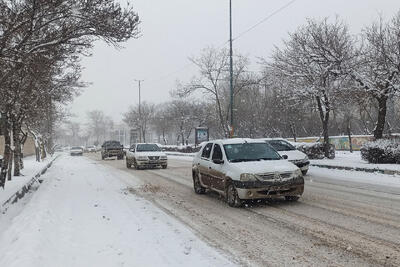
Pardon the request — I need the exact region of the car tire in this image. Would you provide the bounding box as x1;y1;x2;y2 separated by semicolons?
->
133;159;138;170
226;184;243;208
193;173;206;194
285;196;300;202
162;165;167;169
126;161;131;169
101;154;105;160
117;155;123;160
301;170;308;176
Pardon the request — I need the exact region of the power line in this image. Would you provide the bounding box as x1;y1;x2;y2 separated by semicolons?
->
144;0;299;84
233;0;298;42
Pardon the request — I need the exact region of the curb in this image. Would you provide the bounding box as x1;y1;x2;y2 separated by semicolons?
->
310;164;400;176
1;155;60;213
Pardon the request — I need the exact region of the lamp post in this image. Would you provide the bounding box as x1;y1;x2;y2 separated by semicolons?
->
134;79;144;142
229;0;234;138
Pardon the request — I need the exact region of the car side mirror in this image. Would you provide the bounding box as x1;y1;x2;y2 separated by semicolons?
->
213;159;224;164
282;155;288;160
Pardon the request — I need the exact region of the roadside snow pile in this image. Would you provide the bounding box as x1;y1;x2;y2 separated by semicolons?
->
293;142;335;159
361;139;400;164
161;145;201;153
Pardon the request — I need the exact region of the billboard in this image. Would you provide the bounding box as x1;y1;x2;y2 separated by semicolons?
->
195;127;209;145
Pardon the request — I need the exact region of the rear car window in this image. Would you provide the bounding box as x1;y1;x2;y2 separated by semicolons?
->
201;143;213;159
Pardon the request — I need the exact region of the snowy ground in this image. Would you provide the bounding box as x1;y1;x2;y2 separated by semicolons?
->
0;155;235;267
311;151;400;172
0;155;54;205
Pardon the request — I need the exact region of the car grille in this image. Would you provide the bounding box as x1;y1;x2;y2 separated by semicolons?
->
258;172;292;180
148;156;160;160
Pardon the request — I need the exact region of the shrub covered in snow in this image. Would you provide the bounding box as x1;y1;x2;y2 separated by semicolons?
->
293;142;335;159
161;145;201;153
361;139;400;164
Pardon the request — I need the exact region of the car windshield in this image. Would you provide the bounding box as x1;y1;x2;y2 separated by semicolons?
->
104;141;120;146
266;140;296;151
223;143;281;162
71;147;82;150
136;144;161;152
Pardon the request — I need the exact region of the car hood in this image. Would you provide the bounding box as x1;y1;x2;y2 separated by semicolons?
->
136;151;166;157
277;150;307;161
229;160;298;175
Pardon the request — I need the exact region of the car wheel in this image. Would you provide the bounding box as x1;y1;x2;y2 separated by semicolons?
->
126;161;131;169
101;155;105;160
285;196;300;202
193;173;206;194
226;184;243;208
162;165;167;169
133;159;138;170
117;155;123;160
301;170;308;176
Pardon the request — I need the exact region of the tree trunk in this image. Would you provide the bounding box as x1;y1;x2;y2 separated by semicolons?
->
373;96;387;140
316;96;331;158
289;122;297;142
0;114;11;187
13;124;22;176
347;118;353;153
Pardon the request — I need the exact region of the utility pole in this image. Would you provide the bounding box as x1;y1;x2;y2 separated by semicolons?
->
134;79;144;142
229;0;234;138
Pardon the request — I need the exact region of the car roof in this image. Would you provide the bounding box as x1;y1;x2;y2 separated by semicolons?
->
257;138;287;142
206;138;268;145
136;143;159;145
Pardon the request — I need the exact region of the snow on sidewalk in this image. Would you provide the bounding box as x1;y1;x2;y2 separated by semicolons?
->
0;155;235;267
310;151;400;173
0;155;54;205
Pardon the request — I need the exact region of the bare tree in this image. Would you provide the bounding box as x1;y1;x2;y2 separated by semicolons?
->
123;102;155;143
350;12;400;139
267;18;355;157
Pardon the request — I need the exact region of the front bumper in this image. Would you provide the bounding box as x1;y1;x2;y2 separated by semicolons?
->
136;159;167;167
233;176;304;200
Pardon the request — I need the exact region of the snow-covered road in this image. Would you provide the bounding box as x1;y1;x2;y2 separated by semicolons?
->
0;155;235;267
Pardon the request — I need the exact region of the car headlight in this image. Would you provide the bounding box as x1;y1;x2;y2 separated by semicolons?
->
137;156;148;161
240;173;259;182
294;169;302;177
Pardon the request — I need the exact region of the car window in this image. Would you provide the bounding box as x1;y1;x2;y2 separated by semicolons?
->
136;144;161;152
212;144;223;160
267;140;296;151
223;142;281;162
201;143;213;159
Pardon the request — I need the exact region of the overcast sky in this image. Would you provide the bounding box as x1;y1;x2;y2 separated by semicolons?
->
69;0;400;124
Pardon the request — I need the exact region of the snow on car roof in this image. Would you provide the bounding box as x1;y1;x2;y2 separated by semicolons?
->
213;138;267;145
257;138;287;141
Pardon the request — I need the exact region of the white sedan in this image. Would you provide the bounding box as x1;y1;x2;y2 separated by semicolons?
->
126;143;168;169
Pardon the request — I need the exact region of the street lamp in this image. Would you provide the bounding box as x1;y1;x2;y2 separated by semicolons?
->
229;0;234;138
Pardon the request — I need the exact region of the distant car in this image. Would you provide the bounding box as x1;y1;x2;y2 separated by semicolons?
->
126;143;168;169
70;146;83;156
261;138;310;175
87;146;96;153
101;140;124;160
192;138;304;207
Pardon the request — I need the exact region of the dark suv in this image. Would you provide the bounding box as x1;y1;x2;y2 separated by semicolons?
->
101;140;124;160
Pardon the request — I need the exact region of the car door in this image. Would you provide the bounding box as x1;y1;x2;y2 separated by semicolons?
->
209;144;225;191
198;142;213;187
